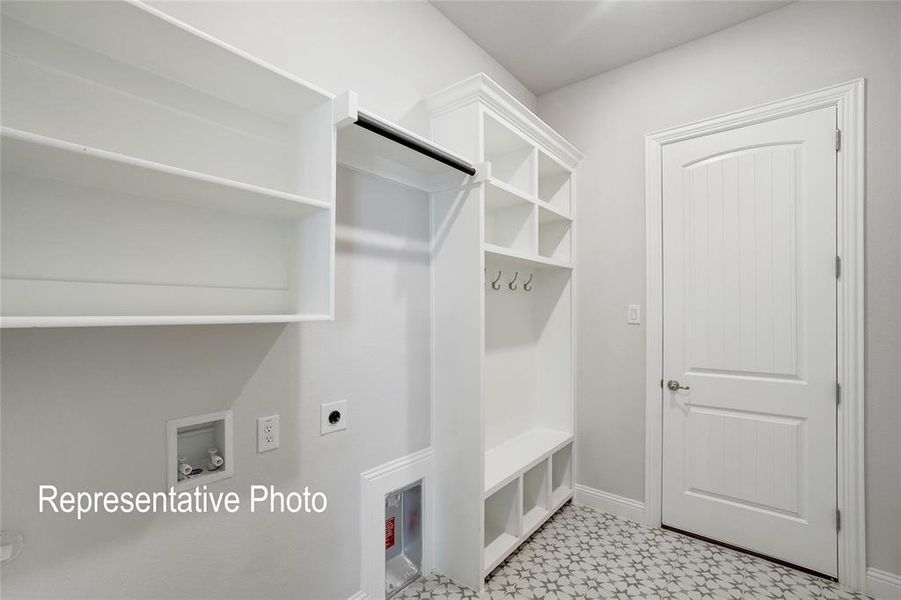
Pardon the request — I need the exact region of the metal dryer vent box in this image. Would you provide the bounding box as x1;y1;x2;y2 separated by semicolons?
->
385;481;422;598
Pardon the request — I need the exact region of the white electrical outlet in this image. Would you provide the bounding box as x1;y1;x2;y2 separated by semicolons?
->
257;415;279;452
320;400;347;435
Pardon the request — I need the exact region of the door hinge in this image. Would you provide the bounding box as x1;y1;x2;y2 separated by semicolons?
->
835;129;842;151
835;256;841;278
836;382;841;406
836;509;842;532
660;378;664;389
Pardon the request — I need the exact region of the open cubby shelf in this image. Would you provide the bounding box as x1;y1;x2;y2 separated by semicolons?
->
522;460;550;534
483;479;520;574
538;206;573;264
484;182;536;254
538;150;572;214
483;112;536;197
482;175;573;268
0;1;335;327
480;442;574;577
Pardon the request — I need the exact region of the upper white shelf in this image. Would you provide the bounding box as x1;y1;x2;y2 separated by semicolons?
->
484;428;573;496
336;93;479;192
486;177;572;222
0;0;332;120
1;128;331;219
1;0;336;328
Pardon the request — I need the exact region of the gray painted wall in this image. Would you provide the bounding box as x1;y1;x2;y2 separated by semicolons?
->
538;0;901;575
0;3;534;598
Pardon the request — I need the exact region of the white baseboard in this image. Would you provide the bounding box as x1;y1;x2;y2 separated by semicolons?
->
574;484;645;524
347;592;369;600
868;568;901;600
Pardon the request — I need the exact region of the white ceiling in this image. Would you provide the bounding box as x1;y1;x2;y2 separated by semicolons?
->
432;1;792;95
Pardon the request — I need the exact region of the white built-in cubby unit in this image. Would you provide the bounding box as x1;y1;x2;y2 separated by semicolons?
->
0;0;336;327
427;74;582;589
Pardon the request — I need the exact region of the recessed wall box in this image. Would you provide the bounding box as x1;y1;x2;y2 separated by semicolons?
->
385;481;422;598
166;409;234;492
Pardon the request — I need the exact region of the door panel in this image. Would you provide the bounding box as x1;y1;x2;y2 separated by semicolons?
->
662;107;837;576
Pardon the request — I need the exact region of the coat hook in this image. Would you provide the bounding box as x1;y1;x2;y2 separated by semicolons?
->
491;270;502;291
523;273;533;291
508;271;519;290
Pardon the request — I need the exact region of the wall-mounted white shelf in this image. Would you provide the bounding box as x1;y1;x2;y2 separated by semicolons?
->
428;73;582;590
2;129;331;219
0;0;336;327
335;92;477;192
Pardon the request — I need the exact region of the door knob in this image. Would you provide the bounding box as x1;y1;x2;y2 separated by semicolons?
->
667;379;690;391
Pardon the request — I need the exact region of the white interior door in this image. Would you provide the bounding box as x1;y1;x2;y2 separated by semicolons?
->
661;106;838;576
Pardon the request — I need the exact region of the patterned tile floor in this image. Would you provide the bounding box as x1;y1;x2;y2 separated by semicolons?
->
397;503;870;600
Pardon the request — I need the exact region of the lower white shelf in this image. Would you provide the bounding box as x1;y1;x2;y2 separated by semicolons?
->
483;531;519;574
1;129;334;327
1;314;332;329
552;485;574;509
484;428;572;496
522;505;549;535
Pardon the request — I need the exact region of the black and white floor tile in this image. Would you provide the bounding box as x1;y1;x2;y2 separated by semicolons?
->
397;503;870;600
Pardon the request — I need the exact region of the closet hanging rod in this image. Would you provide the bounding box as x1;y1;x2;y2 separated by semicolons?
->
353;112;477;177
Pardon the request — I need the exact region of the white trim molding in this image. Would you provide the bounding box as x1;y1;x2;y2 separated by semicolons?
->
425;72;583;169
359;447;434;600
867;569;901;600
574;485;645;524
644;79;866;589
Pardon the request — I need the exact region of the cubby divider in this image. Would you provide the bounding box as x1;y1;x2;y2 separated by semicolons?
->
522;459;550;535
551;444;574;507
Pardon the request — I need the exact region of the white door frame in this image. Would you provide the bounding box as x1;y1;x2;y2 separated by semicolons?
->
644;79;866;589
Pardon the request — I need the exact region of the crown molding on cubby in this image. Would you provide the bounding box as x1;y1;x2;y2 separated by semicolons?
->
425;73;583;170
